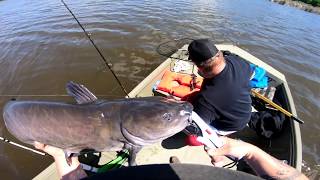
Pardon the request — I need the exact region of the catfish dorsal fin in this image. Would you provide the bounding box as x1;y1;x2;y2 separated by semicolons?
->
66;81;98;104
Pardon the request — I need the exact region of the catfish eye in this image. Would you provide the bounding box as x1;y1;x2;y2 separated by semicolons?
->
162;112;173;121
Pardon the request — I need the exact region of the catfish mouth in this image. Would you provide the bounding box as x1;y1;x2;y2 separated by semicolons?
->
121;123;188;146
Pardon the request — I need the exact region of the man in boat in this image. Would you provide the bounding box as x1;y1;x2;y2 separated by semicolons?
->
34;138;308;179
185;39;252;138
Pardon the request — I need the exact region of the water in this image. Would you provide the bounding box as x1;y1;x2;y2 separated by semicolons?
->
0;0;319;179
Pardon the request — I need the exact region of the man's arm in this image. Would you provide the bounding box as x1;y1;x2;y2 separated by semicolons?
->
245;146;306;179
206;137;308;180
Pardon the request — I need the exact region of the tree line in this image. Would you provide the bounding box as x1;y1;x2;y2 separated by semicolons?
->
295;0;320;6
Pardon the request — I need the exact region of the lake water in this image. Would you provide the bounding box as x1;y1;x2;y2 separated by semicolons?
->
0;0;319;179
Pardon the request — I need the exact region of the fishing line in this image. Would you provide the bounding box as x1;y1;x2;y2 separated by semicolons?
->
0;136;45;156
60;0;129;97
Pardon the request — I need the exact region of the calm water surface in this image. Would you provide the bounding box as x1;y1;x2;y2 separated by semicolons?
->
0;0;319;179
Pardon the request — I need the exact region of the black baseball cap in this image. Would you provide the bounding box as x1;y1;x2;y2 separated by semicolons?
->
188;39;219;65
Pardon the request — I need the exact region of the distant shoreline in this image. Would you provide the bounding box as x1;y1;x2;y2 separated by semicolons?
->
270;0;320;15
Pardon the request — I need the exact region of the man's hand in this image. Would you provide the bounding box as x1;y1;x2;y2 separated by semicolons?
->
34;142;81;178
205;137;254;166
34;141;65;158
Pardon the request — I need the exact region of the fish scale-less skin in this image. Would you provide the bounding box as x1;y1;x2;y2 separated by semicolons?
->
3;97;192;155
4;101;125;151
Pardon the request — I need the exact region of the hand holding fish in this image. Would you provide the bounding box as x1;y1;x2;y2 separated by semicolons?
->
34;141;65;157
34;142;84;179
205;137;308;179
205;137;251;166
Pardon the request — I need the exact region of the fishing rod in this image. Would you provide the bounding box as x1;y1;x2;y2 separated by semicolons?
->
251;90;304;124
0;136;45;156
60;0;129;97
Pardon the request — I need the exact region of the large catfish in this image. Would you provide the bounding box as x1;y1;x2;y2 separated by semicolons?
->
3;82;193;165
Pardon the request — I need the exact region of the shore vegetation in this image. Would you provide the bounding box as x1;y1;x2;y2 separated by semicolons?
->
296;0;320;7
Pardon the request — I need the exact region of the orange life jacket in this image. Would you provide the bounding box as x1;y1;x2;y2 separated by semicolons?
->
157;70;203;98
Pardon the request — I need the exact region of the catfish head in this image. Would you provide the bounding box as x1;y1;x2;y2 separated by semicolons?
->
120;97;193;146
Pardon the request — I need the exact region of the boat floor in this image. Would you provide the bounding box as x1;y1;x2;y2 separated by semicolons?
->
86;122;292;175
96;123;290;173
102;132;213;166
